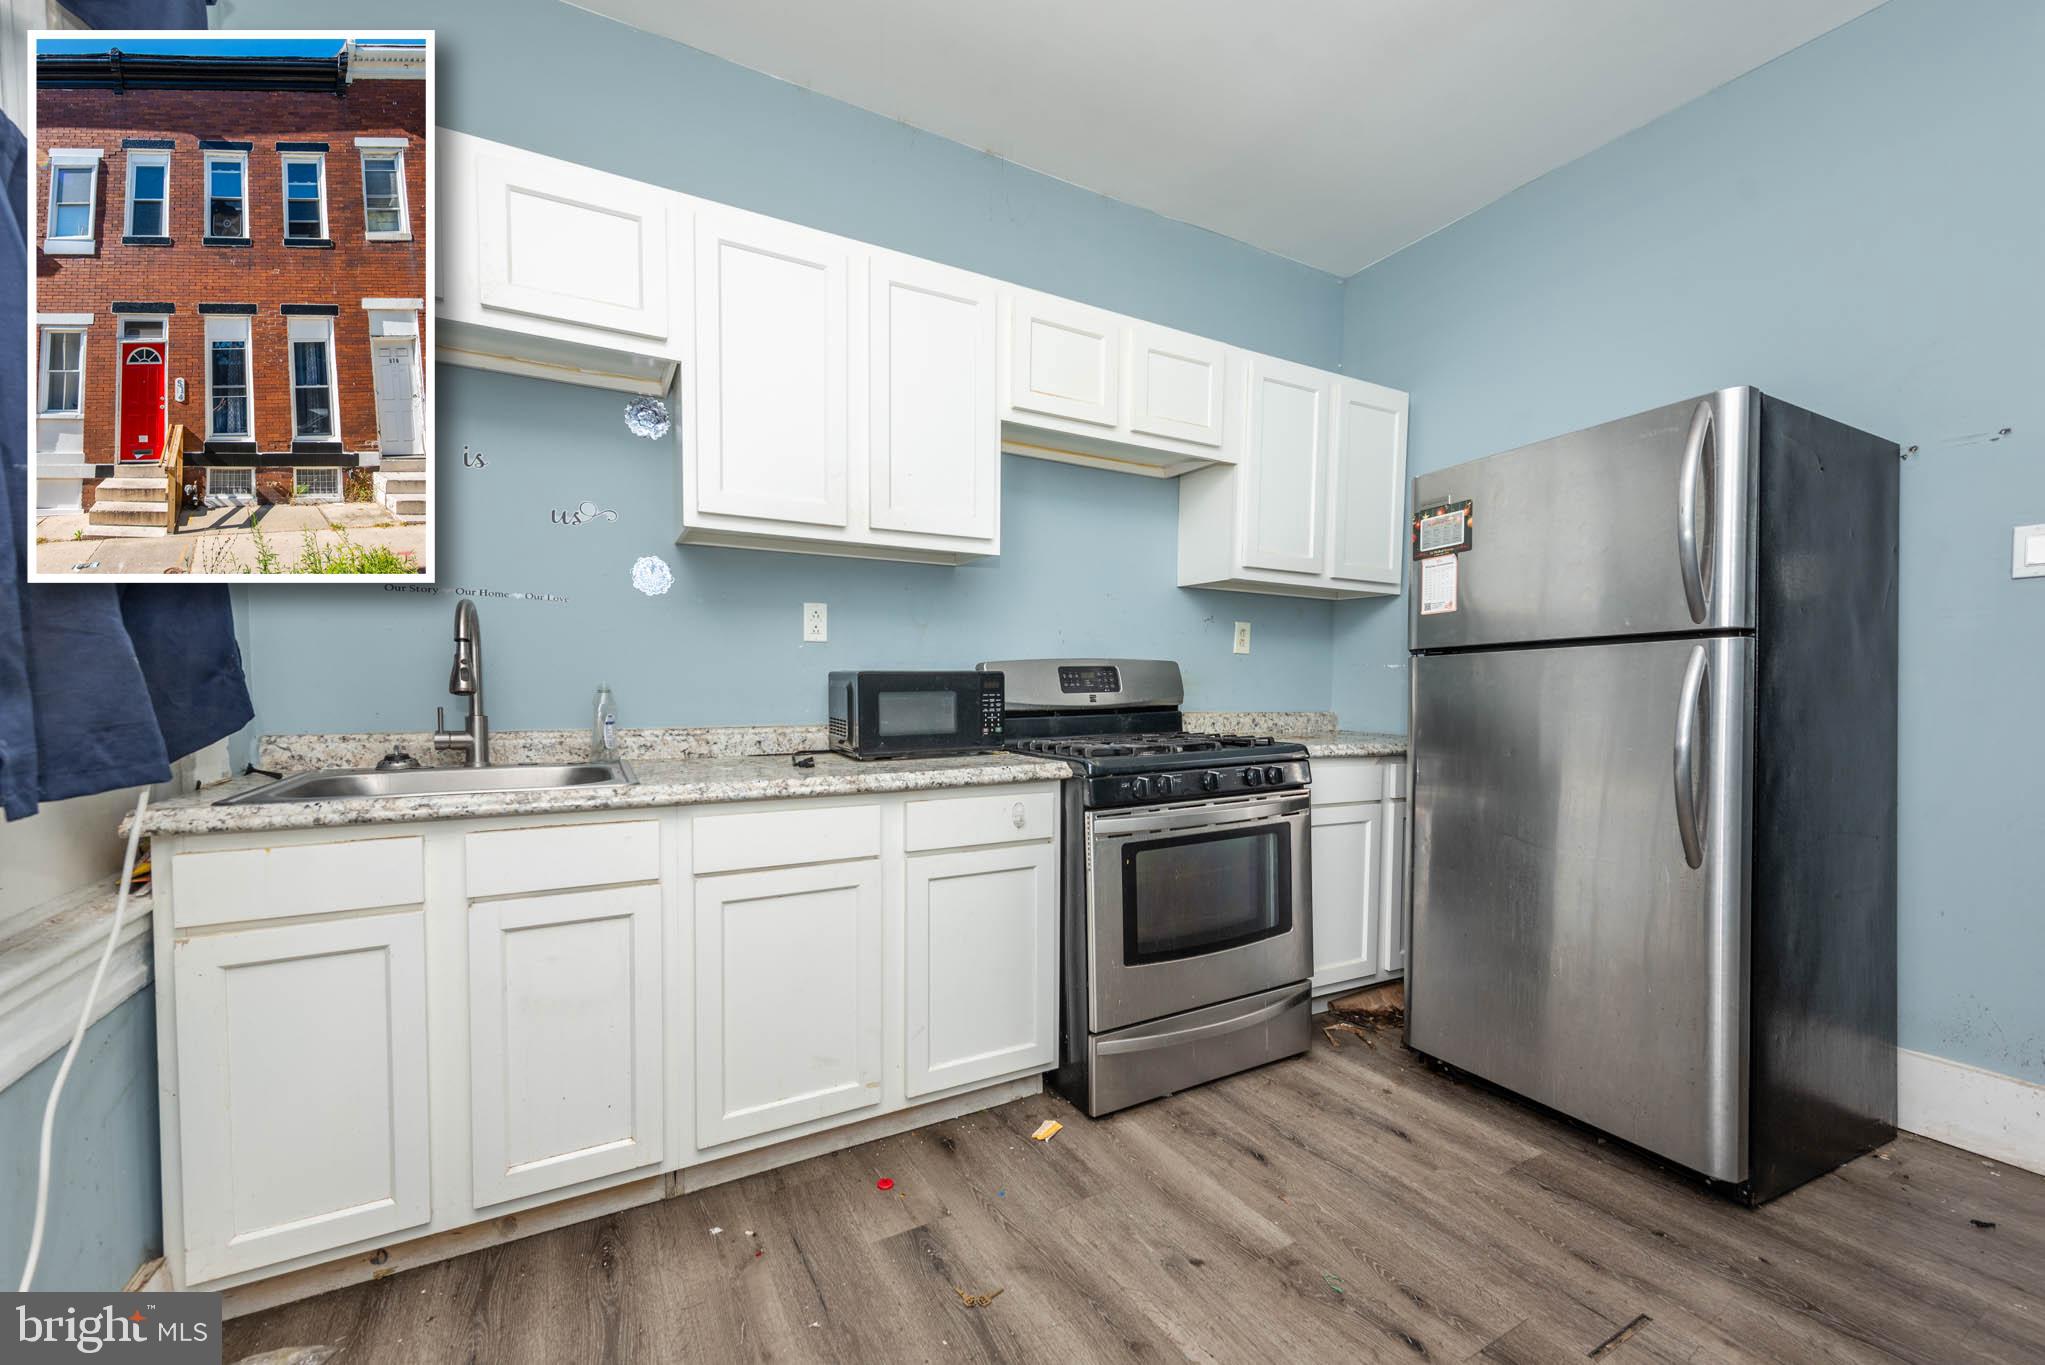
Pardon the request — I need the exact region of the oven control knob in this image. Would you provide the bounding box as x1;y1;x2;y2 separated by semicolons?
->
1130;777;1150;799
1154;774;1176;796
1243;766;1263;787
1201;771;1220;792
1263;765;1284;785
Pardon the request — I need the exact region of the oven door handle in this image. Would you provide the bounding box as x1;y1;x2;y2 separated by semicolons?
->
1094;985;1311;1057
1090;792;1310;838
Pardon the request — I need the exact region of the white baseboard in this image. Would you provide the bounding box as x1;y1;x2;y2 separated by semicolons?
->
1897;1048;2045;1176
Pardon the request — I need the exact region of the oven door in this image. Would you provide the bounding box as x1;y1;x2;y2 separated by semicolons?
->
1086;792;1312;1034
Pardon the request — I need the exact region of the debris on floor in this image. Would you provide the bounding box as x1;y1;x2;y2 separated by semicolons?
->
709;1226;723;1236
952;1285;1006;1309
876;1177;895;1191
1321;1020;1376;1050
1327;980;1405;1032
1031;1120;1063;1142
1321;1272;1345;1296
1970;1218;1998;1229
1588;1314;1652;1360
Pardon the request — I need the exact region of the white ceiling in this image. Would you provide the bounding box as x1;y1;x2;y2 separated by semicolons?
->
571;0;1884;276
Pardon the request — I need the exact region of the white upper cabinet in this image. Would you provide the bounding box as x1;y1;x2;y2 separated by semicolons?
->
1240;356;1333;574
1178;369;1410;600
438;130;687;395
1006;292;1122;428
692;206;853;530
1327;379;1410;589
1128;322;1229;449
867;252;999;542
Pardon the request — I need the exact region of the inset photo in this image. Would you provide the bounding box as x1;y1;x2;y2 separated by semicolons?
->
25;31;434;580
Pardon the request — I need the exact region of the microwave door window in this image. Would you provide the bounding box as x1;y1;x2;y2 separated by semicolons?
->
1122;827;1291;963
877;690;957;737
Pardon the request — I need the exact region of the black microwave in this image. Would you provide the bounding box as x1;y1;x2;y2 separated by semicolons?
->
828;670;1004;759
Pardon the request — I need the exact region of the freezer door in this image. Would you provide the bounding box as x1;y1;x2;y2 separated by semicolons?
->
1410;387;1757;650
1407;636;1752;1181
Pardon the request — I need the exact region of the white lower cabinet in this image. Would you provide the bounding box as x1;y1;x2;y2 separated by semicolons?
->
1306;756;1409;998
153;781;1060;1293
172;913;432;1282
1309;799;1382;991
904;842;1058;1097
693;858;885;1147
468;884;665;1206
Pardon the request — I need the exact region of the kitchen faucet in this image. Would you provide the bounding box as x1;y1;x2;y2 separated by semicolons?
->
432;599;490;767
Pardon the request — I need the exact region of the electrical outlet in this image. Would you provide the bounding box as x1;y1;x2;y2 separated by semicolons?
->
2015;524;2045;580
1233;621;1252;655
802;602;828;642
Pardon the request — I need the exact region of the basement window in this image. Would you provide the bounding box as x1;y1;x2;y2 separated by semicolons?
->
205;467;254;506
293;467;340;503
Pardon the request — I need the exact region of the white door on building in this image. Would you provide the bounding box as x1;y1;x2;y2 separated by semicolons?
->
372;339;421;455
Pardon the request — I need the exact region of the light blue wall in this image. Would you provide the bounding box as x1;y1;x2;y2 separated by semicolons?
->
221;0;1347;737
0;991;161;1290
1332;0;2045;1084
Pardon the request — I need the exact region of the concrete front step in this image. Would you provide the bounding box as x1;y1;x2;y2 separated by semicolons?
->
381;455;427;475
95;476;170;502
90;503;172;527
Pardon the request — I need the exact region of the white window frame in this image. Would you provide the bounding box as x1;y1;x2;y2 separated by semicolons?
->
43;148;102;255
123;148;170;238
279;150;329;242
204;316;254;442
287;316;339;441
354;137;410;241
205;466;255;507
292;466;341;503
37;326;86;417
204;150;249;241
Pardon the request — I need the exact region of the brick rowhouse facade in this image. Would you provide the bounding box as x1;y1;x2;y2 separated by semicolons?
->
31;46;425;509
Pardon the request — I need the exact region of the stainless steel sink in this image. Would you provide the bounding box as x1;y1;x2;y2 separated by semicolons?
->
216;761;636;805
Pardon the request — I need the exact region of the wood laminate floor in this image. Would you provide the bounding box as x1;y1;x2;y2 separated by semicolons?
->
225;1028;2045;1363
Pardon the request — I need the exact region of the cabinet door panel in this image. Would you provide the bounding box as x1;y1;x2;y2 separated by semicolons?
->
905;844;1057;1097
1241;357;1330;574
474;145;671;339
1309;802;1381;990
1129;324;1228;448
869;255;998;539
175;914;430;1282
1328;379;1409;586
1008;295;1121;428
469;885;663;1207
695;211;851;527
695;861;883;1146
1382;798;1410;973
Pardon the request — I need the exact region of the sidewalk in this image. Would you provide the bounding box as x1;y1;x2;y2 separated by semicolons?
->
33;500;428;576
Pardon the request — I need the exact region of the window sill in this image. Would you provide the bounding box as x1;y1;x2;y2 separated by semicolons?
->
121;235;173;247
282;238;335;249
0;878;153;1093
37;411;84;421
202;235;253;248
42;239;95;257
364;232;414;243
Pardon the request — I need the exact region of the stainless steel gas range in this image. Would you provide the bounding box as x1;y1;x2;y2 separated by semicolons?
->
978;658;1313;1116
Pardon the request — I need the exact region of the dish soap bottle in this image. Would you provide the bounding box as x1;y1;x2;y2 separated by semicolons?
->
592;684;619;761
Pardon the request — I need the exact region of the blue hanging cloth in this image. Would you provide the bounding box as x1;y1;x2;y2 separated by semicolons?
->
2;83;253;821
58;1;210;26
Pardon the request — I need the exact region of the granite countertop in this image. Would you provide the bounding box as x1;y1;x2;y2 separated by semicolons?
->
1181;711;1407;759
134;749;1076;838
1295;731;1409;759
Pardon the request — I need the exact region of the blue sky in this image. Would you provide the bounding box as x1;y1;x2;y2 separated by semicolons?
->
38;37;424;58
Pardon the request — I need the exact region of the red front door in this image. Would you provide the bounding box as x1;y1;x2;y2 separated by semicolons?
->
120;342;166;463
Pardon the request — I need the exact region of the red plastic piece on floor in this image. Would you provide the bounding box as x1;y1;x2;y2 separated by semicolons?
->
875;1177;895;1191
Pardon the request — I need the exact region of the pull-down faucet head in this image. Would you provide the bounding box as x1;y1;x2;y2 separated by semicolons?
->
450;598;482;697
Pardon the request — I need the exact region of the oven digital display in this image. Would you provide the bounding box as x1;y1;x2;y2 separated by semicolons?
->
876;690;958;737
1058;665;1120;694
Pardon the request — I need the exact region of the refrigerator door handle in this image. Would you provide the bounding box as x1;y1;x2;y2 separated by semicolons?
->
1677;399;1716;623
1673;645;1710;868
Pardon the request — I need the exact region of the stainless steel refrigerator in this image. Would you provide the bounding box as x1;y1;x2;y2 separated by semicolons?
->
1405;386;1898;1204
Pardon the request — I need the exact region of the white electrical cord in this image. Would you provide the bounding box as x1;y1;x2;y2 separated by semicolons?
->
16;787;150;1292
